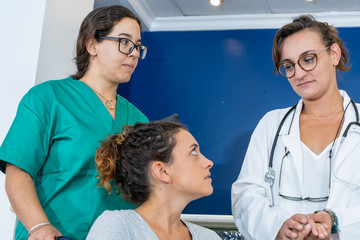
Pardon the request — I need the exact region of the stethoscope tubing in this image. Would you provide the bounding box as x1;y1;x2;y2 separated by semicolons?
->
266;99;359;207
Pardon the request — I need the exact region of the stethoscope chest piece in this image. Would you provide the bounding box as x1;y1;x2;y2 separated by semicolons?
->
264;168;275;187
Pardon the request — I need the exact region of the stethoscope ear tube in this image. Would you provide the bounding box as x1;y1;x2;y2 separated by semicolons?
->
268;104;297;168
266;104;296;207
342;121;360;137
342;99;359;138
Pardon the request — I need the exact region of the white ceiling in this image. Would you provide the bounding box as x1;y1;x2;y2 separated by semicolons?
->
95;0;360;31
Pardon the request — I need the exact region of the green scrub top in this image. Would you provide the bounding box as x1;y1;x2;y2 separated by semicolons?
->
0;77;148;240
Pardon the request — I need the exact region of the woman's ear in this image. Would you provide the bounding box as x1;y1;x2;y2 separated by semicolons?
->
330;43;341;66
151;161;172;184
86;37;97;56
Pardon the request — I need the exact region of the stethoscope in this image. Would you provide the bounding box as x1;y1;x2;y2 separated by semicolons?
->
264;99;360;207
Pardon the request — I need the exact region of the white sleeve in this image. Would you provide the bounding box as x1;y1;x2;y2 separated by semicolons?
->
332;207;360;239
231;114;291;240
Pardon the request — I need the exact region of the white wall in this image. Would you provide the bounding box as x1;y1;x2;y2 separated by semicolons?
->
0;0;93;238
0;1;47;238
36;0;94;84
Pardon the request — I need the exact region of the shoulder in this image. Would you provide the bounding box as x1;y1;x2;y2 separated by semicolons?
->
253;106;295;133
17;77;77;118
95;209;132;223
90;210;131;230
87;210;133;240
93;209;150;227
261;106;295;123
184;222;221;240
23;77;75;101
246;104;299;146
87;210;158;240
29;77;74;91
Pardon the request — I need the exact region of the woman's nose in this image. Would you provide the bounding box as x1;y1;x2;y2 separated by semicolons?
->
129;47;140;59
293;63;308;79
204;156;214;169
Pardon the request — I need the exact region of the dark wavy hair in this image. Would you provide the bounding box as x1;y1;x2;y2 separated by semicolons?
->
273;14;350;74
95;121;186;204
71;5;142;80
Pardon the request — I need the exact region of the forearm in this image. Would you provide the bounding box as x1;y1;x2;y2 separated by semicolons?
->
5;163;50;230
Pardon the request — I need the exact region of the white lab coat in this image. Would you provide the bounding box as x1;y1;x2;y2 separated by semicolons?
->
231;90;360;240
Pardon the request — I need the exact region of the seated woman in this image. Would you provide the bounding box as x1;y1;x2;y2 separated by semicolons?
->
87;121;221;240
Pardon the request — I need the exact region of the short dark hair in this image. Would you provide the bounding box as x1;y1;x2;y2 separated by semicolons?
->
71;5;142;80
95;121;186;204
272;14;350;74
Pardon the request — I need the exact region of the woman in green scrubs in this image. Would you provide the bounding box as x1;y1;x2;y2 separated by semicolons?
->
0;5;148;240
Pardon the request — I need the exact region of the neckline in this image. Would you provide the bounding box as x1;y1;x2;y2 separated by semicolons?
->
79;80;117;110
78;80;119;125
300;140;337;158
129;210;194;240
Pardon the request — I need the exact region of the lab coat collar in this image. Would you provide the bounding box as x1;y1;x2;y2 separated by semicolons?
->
339;90;359;136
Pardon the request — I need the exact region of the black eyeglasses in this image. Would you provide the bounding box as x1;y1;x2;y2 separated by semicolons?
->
97;36;148;59
278;47;330;78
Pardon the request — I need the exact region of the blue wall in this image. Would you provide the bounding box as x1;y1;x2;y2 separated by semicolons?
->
118;27;360;215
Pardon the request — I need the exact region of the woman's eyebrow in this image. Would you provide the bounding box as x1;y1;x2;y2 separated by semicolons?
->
282;50;315;62
117;33;142;43
189;143;199;150
299;49;314;56
117;33;131;38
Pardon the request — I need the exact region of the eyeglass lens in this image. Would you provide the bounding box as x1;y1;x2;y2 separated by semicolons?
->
118;39;147;59
278;47;330;78
279;53;317;78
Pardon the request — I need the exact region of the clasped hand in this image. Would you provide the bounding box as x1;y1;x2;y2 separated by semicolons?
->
277;212;332;240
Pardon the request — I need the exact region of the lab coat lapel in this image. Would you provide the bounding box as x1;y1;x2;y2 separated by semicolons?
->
333;92;360;170
279;101;305;196
334;129;360;170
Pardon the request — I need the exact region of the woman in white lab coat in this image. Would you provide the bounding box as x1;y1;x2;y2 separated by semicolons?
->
231;15;360;240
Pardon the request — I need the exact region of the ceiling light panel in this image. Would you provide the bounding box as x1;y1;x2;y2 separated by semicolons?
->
173;0;269;16
268;0;360;13
209;0;223;7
